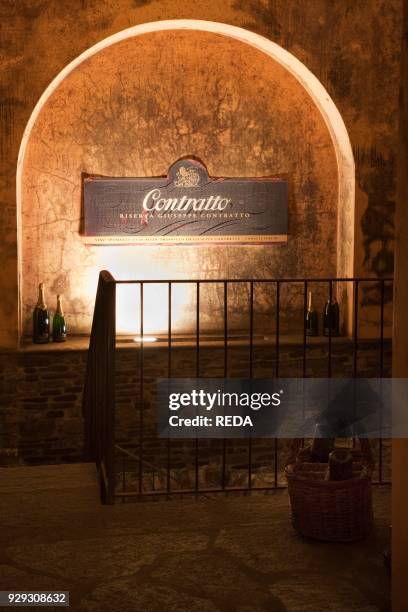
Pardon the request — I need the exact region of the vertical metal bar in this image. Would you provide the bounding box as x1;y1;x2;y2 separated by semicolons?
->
302;280;308;378
352;280;359;450
196;282;200;377
249;281;254;378
301;280;308;447
168;282;172;375
221;282;228;490
380;280;385;378
224;282;228;376
379;279;385;483
275;281;280;378
328;280;333;378
195;282;200;493
248;281;254;490
353;280;359;378
138;282;144;495
248;437;252;490
167;282;172;495
274;281;280;488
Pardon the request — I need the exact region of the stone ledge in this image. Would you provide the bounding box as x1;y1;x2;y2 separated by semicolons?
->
16;333;392;354
19;336;90;353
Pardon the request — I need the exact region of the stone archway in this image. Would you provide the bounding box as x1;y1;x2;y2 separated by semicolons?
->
16;20;354;338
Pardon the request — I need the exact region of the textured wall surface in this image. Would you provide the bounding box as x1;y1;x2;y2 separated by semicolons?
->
21;30;338;335
0;0;403;347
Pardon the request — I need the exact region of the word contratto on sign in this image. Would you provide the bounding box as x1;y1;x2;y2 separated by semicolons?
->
83;158;288;244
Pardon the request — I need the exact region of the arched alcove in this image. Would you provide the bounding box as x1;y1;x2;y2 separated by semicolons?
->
17;20;354;338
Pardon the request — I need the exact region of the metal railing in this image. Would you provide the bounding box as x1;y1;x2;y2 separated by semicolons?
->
83;270;116;503
83;272;393;503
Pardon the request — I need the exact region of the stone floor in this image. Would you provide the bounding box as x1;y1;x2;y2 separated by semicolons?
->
0;464;390;611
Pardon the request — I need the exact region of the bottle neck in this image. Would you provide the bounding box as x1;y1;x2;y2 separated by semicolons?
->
37;284;46;309
307;291;313;311
56;296;64;316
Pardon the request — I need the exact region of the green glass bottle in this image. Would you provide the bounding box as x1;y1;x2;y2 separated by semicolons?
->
33;283;50;344
52;295;67;342
305;291;318;336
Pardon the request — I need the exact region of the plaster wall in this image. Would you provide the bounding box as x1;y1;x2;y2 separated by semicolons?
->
20;29;339;335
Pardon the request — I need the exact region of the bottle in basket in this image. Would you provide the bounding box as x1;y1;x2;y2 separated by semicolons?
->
328;448;353;480
310;423;335;462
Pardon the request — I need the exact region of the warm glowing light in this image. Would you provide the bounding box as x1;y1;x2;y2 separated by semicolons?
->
93;247;197;335
133;336;157;343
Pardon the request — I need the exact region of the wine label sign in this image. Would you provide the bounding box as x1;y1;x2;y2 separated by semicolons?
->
83;159;288;244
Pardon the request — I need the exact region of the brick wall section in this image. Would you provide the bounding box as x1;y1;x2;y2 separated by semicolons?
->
0;350;88;465
0;339;392;476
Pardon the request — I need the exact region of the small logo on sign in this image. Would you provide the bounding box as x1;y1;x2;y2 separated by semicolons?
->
175;166;200;188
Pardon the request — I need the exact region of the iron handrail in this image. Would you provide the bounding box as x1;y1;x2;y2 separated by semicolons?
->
83;270;116;503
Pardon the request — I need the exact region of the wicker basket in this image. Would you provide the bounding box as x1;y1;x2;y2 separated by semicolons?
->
285;438;374;542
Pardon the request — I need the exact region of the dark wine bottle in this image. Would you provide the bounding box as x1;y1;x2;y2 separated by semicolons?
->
310;423;335;462
323;297;340;336
305;291;318;336
52;295;67;342
328;449;353;480
33;283;50;344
